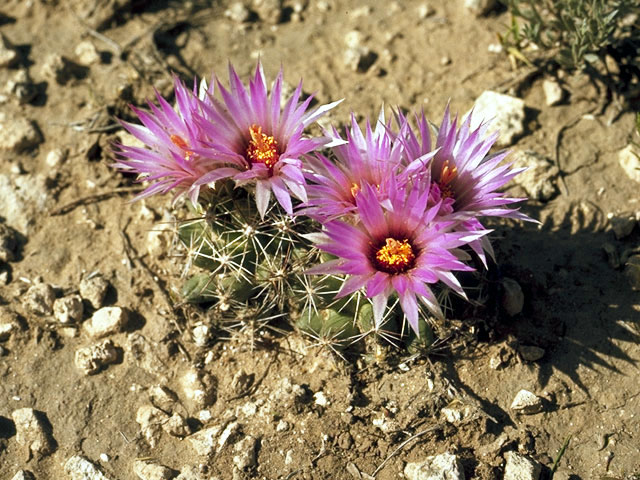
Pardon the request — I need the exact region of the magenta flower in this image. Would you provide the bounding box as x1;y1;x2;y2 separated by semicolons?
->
192;62;342;217
308;179;488;334
398;106;531;264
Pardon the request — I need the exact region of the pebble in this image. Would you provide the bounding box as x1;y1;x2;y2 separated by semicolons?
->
136;405;170;447
0;223;18;262
0;113;42;152
344;47;377;73
276;419;289;432
464;0;497;16
41;53;71;85
501;278;524;317
510;389;543;415
0;320;17;341
404;452;465;480
24;282;56;316
75;339;119;375
149;385;179;413
84;307;128;338
0;174;48;233
64;455;113;480
74;41;100;66
0;33;18;68
609;212;637;239
624;255;640;290
180;366;217;410
470;90;526;147
79;274;110;309
11;471;35;480
175;466;207;480
46;148;68;168
619;144;640;183
53;294;84;324
344;30;364;49
132;460;175;480
231;369;254;396
417;3;434;19
503;451;542;480
252;0;283;24
518;345;545;362
314;391;329;406
225;2;250;23
12;408;56;458
162;412;192;437
508;150;559;201
5;69;38;104
188;425;222;456
191;324;211;347
233;435;259;470
542;79;564;106
441;399;474;424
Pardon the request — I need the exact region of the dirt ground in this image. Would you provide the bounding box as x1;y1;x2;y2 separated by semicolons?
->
1;0;640;479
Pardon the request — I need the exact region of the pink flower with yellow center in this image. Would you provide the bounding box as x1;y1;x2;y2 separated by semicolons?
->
398;105;532;265
192;62;342;217
308;178;489;335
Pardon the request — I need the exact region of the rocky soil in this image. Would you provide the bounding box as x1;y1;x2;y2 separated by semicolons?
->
1;1;640;479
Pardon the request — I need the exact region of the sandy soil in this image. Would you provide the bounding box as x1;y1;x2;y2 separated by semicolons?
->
1;1;639;479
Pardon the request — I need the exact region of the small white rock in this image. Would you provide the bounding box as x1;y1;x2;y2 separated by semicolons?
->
344;30;363;48
619;144;640;183
510;389;543;414
225;2;250;23
0;113;42;152
132;460;174;480
0;33;18;68
75;339;119;375
313;391;329;406
503;451;541;480
501;278;524;317
136;404;170;447
343;47;377;73
508;150;559;201
24;282;56;316
441;400;474;424
188;425;222;456
542;79;564;106
75;41;100;66
276;419;289;432
218;421;240;451
64;455;113;480
79;274;110;309
180;367;217;409
0;313;18;340
404;452;465;480
469;91;526;147
162;412;192;437
464;0;496;16
417;3;434;19
46;148;68;167
233;435;259;470
11;470;35;480
84;307;128;338
53;294;84;324
41;53;70;84
12;408;56;458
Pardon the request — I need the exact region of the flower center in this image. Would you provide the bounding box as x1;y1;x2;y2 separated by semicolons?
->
170;134;194;161
246;125;279;169
350;182;361;200
374;238;415;274
437;160;458;200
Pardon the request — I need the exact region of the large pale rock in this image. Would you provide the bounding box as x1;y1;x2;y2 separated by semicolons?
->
404;452;465;480
75;339;119;375
542;79;564;106
64;455;113;480
510;389;543;414
132;460;175;480
84;307;128;338
0;33;18;68
508;150;559;201
188;425;222;456
79;274;110;309
11;471;35;480
503;452;541;480
619;144;640;183
11;408;55;458
0;113;42;151
180;366;217;409
54;294;84;324
24;282;56;316
469;91;526;147
136;404;170;448
0;174;48;233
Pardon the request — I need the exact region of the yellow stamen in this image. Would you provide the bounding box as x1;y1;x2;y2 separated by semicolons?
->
438;160;458;199
374;238;415;274
170;134;194;161
350;182;361;199
246;124;279;169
